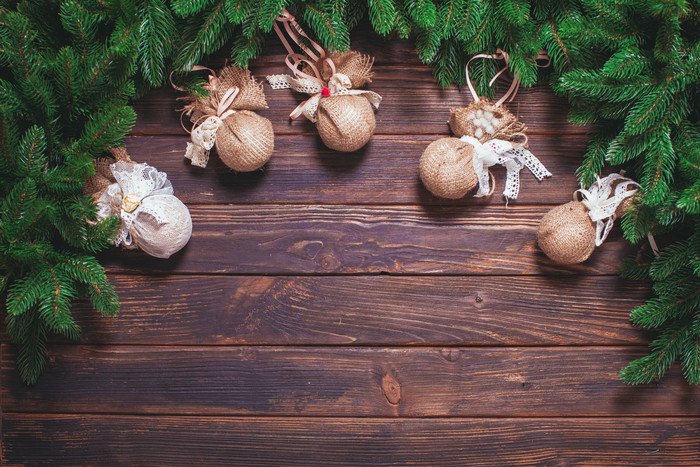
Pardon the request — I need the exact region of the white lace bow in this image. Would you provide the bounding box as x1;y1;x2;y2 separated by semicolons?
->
97;161;192;258
576;173;639;246
459;135;552;201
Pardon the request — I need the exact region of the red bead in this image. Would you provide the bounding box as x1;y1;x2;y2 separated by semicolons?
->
321;87;330;97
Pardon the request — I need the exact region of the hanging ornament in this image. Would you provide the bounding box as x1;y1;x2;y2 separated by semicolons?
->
84;148;193;259
419;49;552;202
266;9;382;152
537;173;639;264
175;65;274;171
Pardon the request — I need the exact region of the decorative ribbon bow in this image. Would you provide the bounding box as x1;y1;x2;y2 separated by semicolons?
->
460;135;552;201
172;66;240;168
267;69;381;122
576;173;639;246
266;9;381;122
97;162;173;248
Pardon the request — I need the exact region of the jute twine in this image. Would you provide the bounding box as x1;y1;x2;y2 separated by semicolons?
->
449;100;527;146
182;66;274;171
419;138;478;199
83;147;132;199
315;52;376;152
537;201;596;264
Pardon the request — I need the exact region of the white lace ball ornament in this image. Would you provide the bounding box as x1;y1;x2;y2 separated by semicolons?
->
97;162;193;259
128;194;193;259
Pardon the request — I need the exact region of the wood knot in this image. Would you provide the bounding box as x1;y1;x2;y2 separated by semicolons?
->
439;348;462;362
381;373;401;406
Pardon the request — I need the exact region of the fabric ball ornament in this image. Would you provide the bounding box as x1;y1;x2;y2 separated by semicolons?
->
180;65;274;171
537;173;639;264
419;50;551;202
266;11;381;153
419;138;477;199
215;110;274;171
537;201;597;264
316;93;376;152
86;153;193;259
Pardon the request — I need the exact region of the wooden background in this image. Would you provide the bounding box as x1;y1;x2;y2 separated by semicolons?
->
3;29;700;465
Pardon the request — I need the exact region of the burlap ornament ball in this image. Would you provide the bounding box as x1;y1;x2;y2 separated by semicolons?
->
537;201;596;264
419;137;479;199
216;110;274;171
316;95;376;152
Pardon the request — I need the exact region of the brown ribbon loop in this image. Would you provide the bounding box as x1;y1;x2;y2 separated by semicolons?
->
272;9;344;120
171;66;240;134
466;49;550;107
274;10;326;63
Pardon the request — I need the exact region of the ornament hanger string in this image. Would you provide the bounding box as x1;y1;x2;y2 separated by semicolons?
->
465;49;550;107
273;9;336;86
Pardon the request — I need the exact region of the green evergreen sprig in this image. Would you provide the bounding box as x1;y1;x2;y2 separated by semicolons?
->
0;1;139;384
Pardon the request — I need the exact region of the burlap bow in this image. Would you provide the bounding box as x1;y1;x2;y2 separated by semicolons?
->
460;135;552;201
576;173;639;246
176;66;268;168
267;69;381;123
266;10;381;122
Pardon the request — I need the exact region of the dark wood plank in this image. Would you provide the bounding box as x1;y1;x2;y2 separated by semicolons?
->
66;275;650;345
125;133;591;206
133;71;584;137
3;415;699;465
4;346;698;416
97;204;635;275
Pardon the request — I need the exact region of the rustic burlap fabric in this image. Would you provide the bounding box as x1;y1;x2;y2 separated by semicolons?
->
182;66;273;171
449;101;527;146
83;147;132;199
215;111;275;171
537;201;596;264
183;66;268;118
419;138;479;199
321;52;374;87
315;52;376;152
316;95;376;152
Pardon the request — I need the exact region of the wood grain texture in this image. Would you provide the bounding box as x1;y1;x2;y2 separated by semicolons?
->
4;345;698;416
66;275;650;346
125;133;592;206
3;415;699;466
98;204;635;275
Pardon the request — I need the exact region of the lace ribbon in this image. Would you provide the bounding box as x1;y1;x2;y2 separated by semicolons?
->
460;135;552;201
97;161;174;248
266;9;381;122
172;66;240;168
576;173;639;246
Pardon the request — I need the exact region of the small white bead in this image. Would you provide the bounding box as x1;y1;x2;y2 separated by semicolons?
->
492;119;500;129
484;111;493;119
474;128;483;138
476;110;483;118
485;125;494;134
